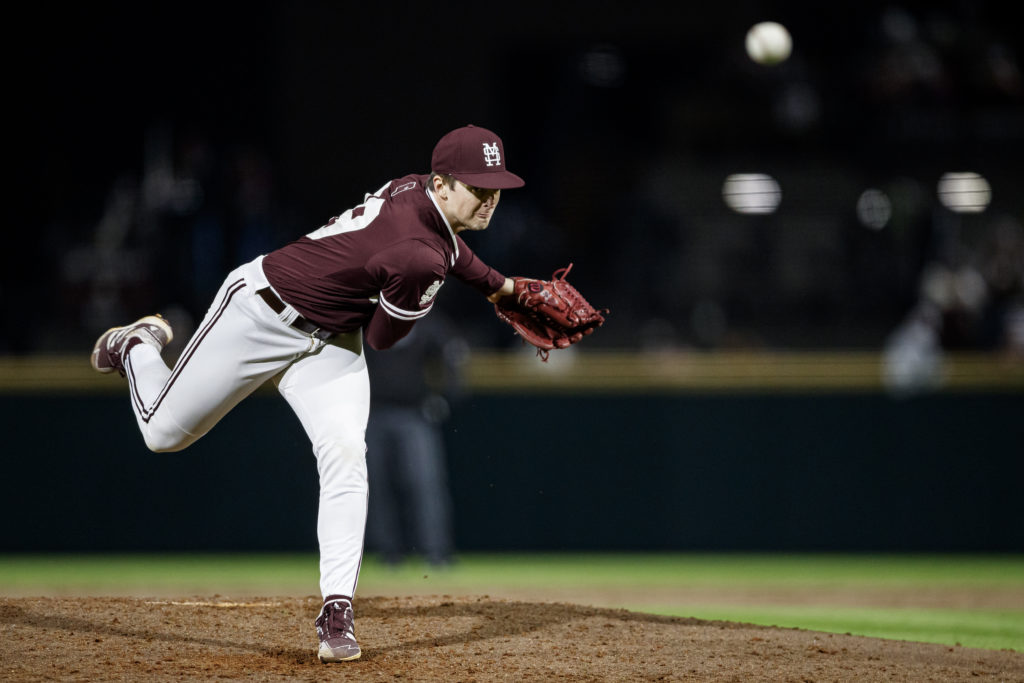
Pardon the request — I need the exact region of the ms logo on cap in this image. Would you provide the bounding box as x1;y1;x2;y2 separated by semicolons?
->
483;142;501;167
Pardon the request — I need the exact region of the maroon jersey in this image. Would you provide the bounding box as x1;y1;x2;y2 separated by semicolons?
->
262;174;505;350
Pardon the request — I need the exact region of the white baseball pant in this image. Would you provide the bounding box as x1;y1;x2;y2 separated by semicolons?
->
121;255;370;599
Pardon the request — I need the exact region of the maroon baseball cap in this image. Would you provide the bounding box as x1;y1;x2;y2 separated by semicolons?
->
431;125;525;190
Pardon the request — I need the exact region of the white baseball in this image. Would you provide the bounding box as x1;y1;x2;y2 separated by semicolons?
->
745;21;792;65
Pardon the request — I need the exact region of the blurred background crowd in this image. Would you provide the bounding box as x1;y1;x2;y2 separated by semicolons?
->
6;1;1023;359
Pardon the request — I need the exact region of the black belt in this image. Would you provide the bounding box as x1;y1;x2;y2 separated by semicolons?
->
256;287;335;341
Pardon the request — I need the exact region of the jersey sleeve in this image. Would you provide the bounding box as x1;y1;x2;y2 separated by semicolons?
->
364;242;447;350
452;236;507;296
365;305;416;350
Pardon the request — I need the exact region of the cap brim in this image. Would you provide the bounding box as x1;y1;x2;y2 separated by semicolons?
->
451;170;525;190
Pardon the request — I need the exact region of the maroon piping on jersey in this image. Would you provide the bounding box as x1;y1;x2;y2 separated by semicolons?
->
125;278;246;424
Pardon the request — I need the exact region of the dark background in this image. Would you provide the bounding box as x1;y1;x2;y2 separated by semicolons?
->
7;1;1024;354
2;391;1021;552
3;2;1022;553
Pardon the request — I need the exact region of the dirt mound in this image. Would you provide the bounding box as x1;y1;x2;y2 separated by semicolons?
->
2;595;1021;681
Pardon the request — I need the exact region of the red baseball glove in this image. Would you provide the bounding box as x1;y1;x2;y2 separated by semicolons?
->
494;263;608;360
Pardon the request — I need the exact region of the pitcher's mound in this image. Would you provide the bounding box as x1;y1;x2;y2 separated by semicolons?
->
2;595;1020;680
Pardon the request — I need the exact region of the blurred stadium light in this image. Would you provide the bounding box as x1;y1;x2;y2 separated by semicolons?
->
721;173;782;214
856;188;893;230
936;171;993;213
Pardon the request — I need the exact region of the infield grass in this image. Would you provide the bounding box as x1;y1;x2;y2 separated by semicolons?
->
1;552;1021;651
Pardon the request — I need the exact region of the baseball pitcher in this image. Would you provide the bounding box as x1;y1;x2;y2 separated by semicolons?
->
90;125;605;662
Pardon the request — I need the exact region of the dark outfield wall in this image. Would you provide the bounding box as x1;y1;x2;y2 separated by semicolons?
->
1;391;1021;552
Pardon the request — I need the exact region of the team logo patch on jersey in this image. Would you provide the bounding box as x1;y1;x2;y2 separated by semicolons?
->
483;142;501;167
420;279;444;306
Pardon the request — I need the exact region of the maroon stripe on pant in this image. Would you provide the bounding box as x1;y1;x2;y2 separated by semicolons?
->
125;278;247;424
351;494;369;598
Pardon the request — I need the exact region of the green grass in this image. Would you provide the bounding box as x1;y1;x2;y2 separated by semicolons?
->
368;552;1024;588
639;605;1023;652
0;553;319;595
1;552;1021;651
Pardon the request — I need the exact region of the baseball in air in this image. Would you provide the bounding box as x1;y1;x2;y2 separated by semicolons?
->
745;21;792;65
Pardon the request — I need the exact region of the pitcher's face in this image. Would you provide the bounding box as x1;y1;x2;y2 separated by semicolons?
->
444;180;501;233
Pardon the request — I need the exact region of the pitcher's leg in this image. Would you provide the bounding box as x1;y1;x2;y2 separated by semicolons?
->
120;273;306;452
275;338;370;599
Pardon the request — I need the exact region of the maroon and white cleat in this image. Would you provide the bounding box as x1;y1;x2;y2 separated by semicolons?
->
316;595;361;662
90;315;173;376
